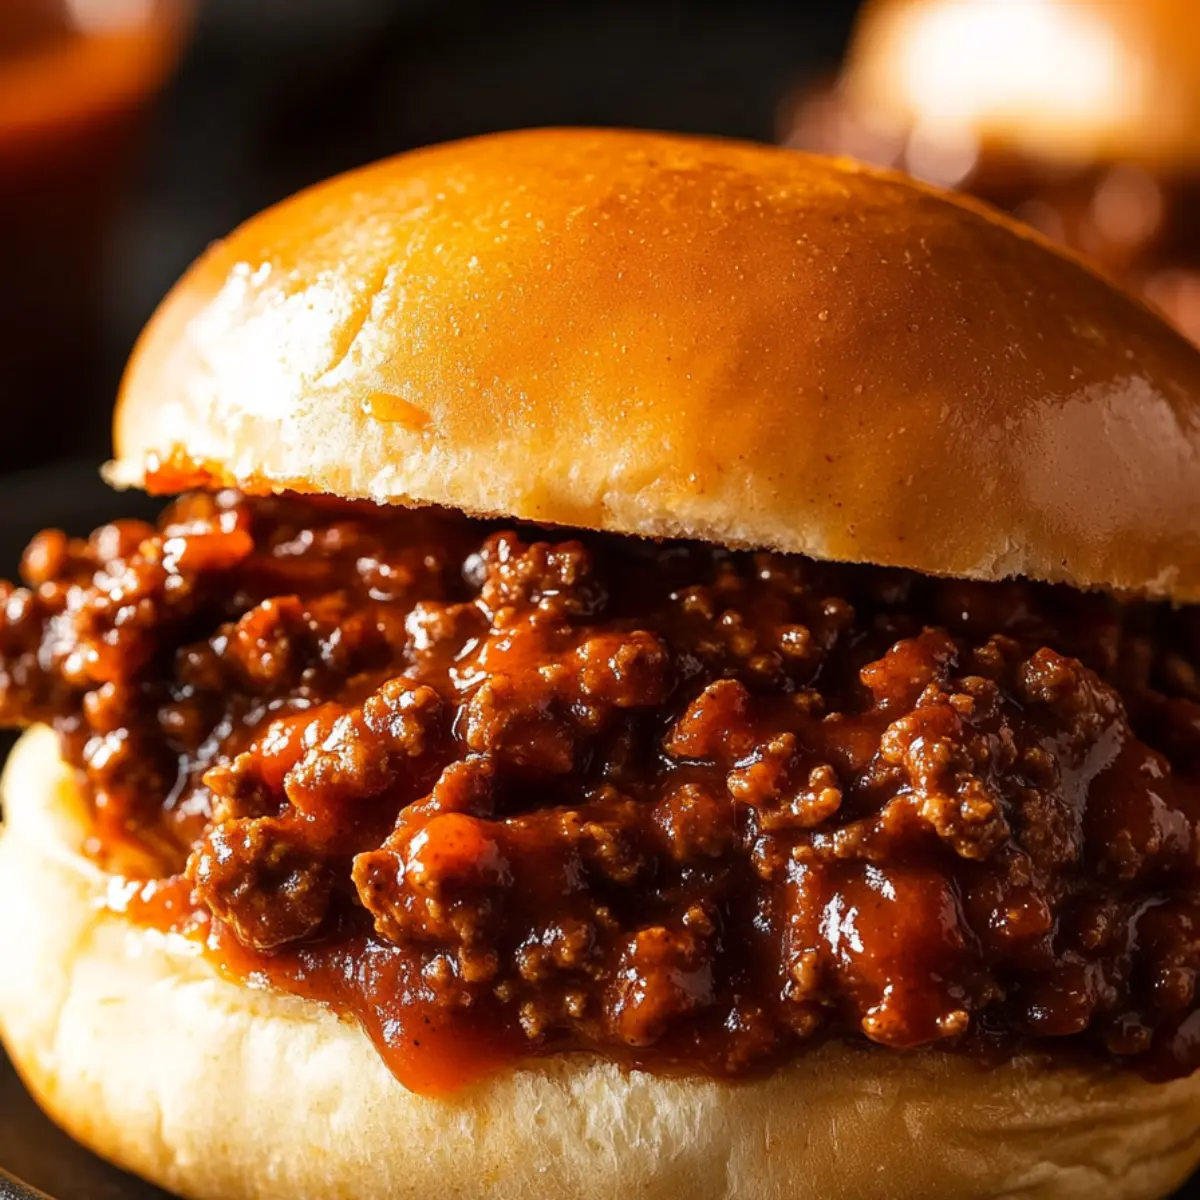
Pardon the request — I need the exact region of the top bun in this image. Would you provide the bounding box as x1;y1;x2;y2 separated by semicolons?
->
842;0;1200;168
110;128;1200;600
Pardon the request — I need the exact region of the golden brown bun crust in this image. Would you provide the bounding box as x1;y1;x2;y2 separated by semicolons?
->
843;0;1200;167
110;128;1200;599
4;726;1200;1200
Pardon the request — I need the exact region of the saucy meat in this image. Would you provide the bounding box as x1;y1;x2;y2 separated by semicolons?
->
5;489;1200;1092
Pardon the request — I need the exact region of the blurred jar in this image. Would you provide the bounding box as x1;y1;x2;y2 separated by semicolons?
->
0;0;190;470
785;0;1200;345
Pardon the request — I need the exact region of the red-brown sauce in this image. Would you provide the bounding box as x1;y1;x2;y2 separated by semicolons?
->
5;490;1200;1092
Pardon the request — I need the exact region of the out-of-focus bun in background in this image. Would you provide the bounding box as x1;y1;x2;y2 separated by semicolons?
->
826;0;1200;167
786;0;1200;344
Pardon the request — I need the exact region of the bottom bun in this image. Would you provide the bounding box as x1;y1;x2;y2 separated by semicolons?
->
3;725;1200;1200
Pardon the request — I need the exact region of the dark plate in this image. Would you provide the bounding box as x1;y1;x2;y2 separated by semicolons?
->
0;464;1199;1199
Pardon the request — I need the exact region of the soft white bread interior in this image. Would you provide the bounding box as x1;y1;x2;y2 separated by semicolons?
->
3;725;1200;1200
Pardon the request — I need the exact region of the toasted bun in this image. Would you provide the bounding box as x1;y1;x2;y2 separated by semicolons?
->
3;725;1200;1199
109;129;1200;600
842;0;1200;167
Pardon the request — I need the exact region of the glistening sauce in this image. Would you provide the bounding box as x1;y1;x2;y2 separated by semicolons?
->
6;490;1200;1091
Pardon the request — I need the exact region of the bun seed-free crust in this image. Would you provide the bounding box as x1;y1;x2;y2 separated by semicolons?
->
3;725;1200;1199
108;128;1200;600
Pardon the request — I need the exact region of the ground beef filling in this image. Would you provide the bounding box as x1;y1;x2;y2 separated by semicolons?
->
4;490;1200;1091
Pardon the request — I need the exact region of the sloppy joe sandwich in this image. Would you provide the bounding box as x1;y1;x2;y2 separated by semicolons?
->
4;128;1200;1200
789;0;1200;344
